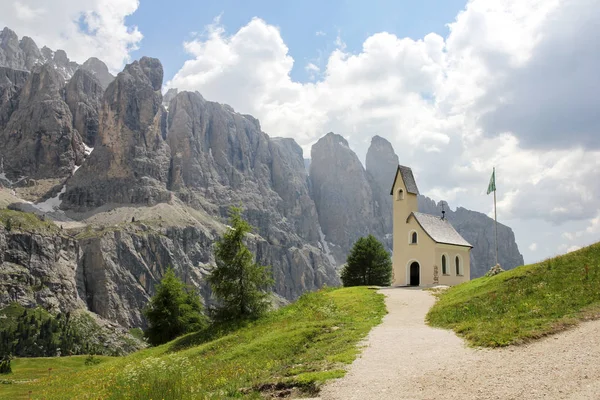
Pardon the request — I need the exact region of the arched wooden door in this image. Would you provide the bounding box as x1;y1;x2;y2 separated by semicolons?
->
410;262;420;286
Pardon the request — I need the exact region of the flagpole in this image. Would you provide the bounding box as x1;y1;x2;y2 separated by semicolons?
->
494;167;498;266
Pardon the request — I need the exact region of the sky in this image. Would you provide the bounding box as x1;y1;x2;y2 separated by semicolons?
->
2;0;600;265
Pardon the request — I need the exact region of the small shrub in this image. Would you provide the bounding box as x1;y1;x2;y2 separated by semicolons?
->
0;356;12;374
128;328;144;341
85;354;101;366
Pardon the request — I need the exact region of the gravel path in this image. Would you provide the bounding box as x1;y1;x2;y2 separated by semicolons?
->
311;287;600;400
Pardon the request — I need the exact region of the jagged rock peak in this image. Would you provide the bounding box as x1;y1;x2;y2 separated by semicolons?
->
21;63;66;101
0;27;18;44
369;135;395;152
123;57;163;91
366;135;398;171
40;46;53;61
0;28;80;81
62;56;170;210
81;57;114;89
0;61;85;179
322;131;349;147
0;27;24;70
19;36;41;70
162;87;178;107
310;131;380;263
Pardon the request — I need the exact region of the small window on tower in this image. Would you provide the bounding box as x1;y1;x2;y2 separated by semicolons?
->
456;256;462;275
397;189;404;201
411;231;418;244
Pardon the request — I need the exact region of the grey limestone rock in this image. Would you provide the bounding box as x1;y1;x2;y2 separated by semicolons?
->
309;132;381;263
365;135;399;249
0;28;25;70
162;87;178;108
0;66;29;129
63;57;171;209
81;57;114;89
0;225;84;313
0;63;85;180
65;68;103;146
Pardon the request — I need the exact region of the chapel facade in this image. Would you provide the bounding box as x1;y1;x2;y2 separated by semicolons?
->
390;165;472;286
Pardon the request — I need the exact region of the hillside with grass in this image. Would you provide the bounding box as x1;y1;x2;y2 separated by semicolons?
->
427;242;600;347
0;287;385;400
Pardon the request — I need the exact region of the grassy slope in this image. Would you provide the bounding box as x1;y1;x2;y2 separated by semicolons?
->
427;242;600;347
0;357;113;399
1;287;386;400
0;209;59;234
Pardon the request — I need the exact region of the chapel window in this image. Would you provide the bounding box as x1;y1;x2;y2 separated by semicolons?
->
455;256;461;275
442;255;447;275
396;189;404;201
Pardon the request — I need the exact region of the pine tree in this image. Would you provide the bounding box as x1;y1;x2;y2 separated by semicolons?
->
341;234;392;287
208;207;274;321
143;268;208;346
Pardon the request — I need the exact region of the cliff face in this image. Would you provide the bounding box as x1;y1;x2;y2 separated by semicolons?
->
63;57;172;209
65;68;103;146
0;64;85;180
0;66;29;129
0;27;114;84
309;132;382;262
0;224;83;312
365;135;399;249
0;29;114;181
166;91;322;243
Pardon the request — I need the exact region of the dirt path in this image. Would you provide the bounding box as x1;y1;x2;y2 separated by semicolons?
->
311;287;600;400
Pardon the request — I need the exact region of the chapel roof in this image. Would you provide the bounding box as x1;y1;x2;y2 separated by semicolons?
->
408;212;473;248
389;165;419;195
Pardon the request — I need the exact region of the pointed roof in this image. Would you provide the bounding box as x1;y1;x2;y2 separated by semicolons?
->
408;212;473;248
390;165;419;195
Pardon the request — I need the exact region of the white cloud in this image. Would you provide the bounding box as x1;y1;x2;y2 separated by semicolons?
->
305;62;320;81
315;30;326;37
167;0;600;263
528;243;537;251
0;0;142;72
305;62;319;72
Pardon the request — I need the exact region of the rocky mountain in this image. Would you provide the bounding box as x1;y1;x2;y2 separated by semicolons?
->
0;63;85;180
365;135;399;249
0;27;114;84
81;57;114;89
0;28;115;182
0;30;340;333
309;132;384;262
63;57;171;209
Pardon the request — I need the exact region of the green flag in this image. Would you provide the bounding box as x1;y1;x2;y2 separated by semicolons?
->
487;168;496;194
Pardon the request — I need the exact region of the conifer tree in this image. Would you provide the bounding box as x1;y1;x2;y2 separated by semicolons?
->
208;207;274;321
341;234;392;287
143;268;208;346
